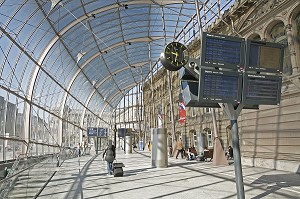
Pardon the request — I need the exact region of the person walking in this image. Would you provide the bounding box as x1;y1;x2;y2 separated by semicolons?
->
147;141;152;151
102;143;116;175
175;138;185;159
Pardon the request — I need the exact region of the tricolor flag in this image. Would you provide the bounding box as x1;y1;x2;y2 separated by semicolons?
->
179;93;186;124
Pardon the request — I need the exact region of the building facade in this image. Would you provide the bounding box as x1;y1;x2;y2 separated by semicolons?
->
143;0;300;173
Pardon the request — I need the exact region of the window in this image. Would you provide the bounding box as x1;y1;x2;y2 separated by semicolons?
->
193;131;197;147
192;107;196;117
204;108;210;113
203;128;213;148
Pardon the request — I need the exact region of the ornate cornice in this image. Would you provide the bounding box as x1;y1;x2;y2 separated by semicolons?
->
238;0;297;34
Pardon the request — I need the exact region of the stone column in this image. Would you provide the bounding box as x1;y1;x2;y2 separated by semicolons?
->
151;128;168;168
285;24;298;74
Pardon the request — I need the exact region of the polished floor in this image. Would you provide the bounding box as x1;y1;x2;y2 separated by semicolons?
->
38;149;300;199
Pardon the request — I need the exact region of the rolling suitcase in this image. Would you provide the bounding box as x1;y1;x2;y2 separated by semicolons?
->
112;161;125;177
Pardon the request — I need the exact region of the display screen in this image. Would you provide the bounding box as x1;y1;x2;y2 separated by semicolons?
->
243;74;282;105
181;80;221;108
118;128;131;137
201;32;245;69
199;69;242;103
246;40;284;73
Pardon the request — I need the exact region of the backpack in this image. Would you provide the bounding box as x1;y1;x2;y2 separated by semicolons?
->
105;148;114;162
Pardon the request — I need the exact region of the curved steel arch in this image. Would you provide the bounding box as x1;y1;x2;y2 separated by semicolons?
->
21;0;189;145
79;82;138;134
59;37;161;123
27;0;185;101
82;60;148;113
100;82;139;118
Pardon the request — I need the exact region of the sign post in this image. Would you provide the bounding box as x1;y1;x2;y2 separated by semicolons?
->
221;103;245;199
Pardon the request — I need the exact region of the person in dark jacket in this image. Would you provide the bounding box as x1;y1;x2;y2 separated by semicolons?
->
102;142;116;175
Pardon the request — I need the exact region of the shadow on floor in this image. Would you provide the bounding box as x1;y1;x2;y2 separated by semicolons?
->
250;173;300;199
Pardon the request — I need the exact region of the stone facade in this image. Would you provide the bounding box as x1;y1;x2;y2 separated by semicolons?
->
143;0;300;173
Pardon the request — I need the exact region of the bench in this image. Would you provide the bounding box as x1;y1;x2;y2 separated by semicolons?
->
203;149;213;161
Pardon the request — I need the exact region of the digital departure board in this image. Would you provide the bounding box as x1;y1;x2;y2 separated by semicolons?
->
245;40;284;73
198;69;242;103
118;128;131;137
181;80;220;108
242;73;282;105
201;32;245;70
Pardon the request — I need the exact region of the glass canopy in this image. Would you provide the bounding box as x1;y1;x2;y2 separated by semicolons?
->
0;0;235;159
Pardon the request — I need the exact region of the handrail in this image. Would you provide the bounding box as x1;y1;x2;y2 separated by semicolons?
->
0;136;28;146
0;152;60;198
28;141;60;147
0;155;52;183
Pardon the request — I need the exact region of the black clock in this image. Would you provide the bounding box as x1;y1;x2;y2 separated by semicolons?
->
160;42;189;71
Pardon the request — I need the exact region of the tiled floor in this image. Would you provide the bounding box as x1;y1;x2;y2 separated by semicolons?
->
38;149;300;199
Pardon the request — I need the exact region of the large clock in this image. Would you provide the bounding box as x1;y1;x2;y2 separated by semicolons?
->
160;42;189;71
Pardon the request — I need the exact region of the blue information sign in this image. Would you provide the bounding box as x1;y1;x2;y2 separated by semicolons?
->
98;128;108;137
87;127;98;136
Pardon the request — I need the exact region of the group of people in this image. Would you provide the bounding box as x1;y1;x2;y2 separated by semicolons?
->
174;138;233;161
102;138;234;175
175;138;197;160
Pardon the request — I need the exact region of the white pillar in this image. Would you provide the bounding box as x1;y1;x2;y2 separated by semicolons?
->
125;135;132;154
151;128;168;168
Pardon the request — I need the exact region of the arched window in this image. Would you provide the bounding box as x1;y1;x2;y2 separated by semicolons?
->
203;128;213;148
248;33;261;41
270;22;285;42
268;22;292;75
192;130;197;147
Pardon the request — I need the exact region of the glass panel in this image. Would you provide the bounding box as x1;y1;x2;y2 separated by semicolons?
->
6;101;17;138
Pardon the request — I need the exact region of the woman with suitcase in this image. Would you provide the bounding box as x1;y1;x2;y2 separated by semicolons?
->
102;143;116;176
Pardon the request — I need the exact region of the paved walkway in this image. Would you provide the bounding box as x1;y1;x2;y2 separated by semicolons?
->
38;149;300;199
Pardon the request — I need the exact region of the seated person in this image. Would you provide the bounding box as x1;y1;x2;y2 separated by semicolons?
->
226;146;233;159
186;147;196;160
190;146;197;156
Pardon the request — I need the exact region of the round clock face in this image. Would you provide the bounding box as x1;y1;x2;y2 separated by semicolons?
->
163;42;189;70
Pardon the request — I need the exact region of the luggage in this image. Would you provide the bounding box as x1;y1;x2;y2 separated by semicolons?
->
112;162;125;177
113;167;123;177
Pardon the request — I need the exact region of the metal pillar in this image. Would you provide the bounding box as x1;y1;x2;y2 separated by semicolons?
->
222;103;245;199
161;7;176;145
151;128;168;168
